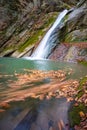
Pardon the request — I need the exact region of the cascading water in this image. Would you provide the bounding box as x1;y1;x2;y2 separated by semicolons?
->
0;8;87;130
30;9;68;59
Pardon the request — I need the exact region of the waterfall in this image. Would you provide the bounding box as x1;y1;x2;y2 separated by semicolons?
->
31;9;68;59
24;9;68;60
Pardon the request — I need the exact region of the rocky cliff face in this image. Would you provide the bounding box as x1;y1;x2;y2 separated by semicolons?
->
0;0;78;57
49;0;87;63
1;0;86;62
65;0;87;42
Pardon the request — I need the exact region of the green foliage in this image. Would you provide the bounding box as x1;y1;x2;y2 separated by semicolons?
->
18;13;58;52
79;76;87;89
69;104;86;127
43;14;58;28
18;29;44;52
79;61;87;66
76;76;87;98
69;76;87;127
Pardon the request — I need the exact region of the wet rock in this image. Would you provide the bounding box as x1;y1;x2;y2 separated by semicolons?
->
49;44;69;61
65;29;87;42
64;46;78;63
49;0;87;63
0;0;77;57
63;0;87;41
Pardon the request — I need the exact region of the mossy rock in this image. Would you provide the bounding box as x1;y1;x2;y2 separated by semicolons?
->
69;76;87;127
64;33;74;42
64;31;87;43
18;29;45;52
69;103;86;127
78;76;87;89
64;32;82;43
18;13;58;52
79;61;87;66
76;76;87;99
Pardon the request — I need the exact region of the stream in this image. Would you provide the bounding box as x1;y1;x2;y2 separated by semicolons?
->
0;7;87;130
0;58;87;130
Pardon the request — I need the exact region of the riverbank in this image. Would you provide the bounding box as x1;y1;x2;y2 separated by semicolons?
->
0;58;87;130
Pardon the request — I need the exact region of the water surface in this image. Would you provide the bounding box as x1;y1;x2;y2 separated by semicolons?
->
0;57;87;130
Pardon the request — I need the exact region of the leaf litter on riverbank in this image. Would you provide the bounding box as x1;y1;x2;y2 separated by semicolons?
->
0;69;87;129
72;77;87;130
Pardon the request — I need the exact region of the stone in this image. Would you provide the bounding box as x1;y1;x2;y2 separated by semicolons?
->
0;0;78;57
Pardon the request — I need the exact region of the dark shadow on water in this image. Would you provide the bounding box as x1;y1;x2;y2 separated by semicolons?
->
13;98;71;130
0;58;86;130
14;109;37;130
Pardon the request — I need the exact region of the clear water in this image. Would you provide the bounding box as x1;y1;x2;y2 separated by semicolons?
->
0;58;87;130
0;57;87;77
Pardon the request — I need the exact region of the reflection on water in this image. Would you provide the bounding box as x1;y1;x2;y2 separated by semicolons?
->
14;98;70;130
0;57;87;130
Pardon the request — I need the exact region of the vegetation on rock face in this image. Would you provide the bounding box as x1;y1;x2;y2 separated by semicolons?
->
60;0;87;43
53;0;87;63
0;64;87;129
64;30;87;43
0;1;87;130
69;103;86;127
69;76;87;129
18;30;44;52
18;13;58;52
0;0;78;57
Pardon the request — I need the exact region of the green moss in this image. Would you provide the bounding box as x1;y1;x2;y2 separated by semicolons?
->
79;61;87;66
63;33;72;43
63;14;69;22
76;76;87;98
69;76;87;127
18;29;44;52
3;46;14;51
72;39;87;42
64;32;75;43
79;76;87;89
18;13;58;52
1;45;16;55
64;31;87;43
69;104;86;127
43;14;58;28
77;90;84;98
